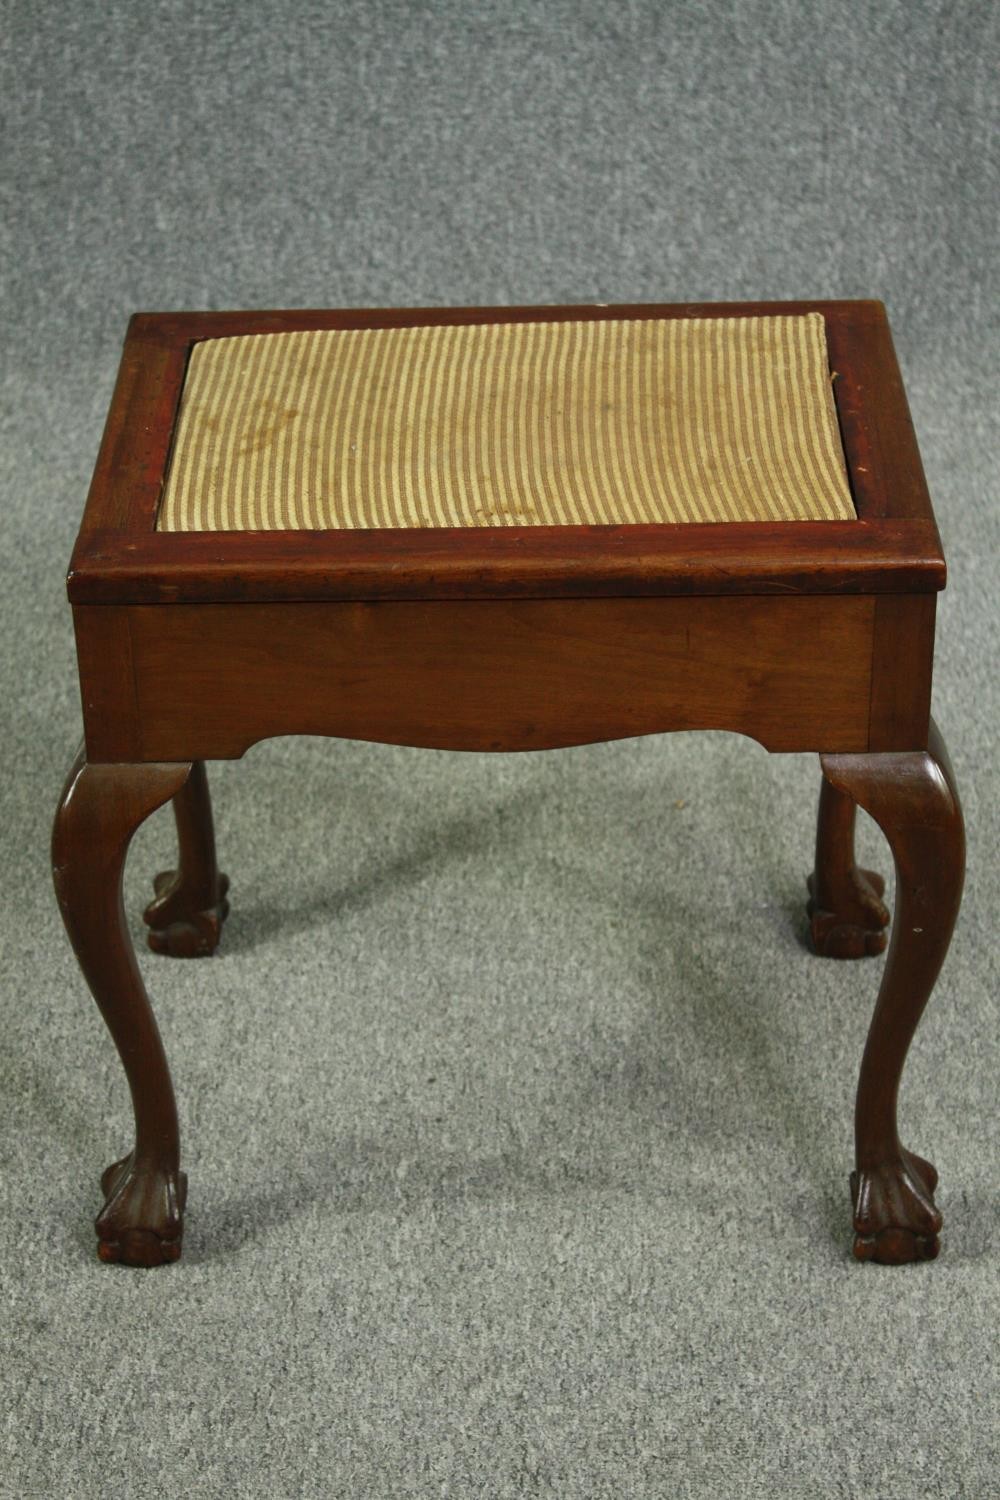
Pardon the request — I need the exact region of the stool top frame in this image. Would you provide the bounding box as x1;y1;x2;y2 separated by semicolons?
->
67;299;945;606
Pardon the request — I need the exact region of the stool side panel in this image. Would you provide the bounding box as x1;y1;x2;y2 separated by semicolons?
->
115;596;876;760
867;595;936;752
73;606;143;761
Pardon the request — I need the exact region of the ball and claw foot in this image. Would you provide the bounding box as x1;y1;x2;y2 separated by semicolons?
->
807;867;890;958
96;1152;187;1267
851;1148;942;1264
143;870;230;957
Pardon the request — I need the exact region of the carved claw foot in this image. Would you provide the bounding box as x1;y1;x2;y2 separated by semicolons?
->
850;1149;941;1264
144;870;230;957
807;867;890;958
96;1152;187;1267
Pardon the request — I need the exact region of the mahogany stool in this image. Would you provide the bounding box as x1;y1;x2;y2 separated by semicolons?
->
53;301;965;1268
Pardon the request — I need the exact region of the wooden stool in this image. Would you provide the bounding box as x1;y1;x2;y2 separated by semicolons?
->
53;301;965;1268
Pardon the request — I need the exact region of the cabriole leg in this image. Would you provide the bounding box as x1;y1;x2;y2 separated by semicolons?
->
807;777;890;957
143;759;229;956
52;748;194;1267
821;720;965;1265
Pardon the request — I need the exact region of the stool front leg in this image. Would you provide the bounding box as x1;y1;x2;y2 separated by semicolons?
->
143;760;229;957
52;750;194;1267
820;720;965;1265
807;778;890;957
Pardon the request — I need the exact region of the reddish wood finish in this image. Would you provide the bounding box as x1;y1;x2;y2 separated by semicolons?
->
71;604;142;761
66;300;946;606
71;585;937;763
80;334;189;533
51;298;964;1268
70;519;944;606
52;749;193;1267
821;720;965;1264
143;761;229;956
71;595;875;762
867;595;936;751
807;779;890;957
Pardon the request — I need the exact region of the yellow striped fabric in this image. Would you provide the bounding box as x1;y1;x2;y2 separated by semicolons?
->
157;314;855;531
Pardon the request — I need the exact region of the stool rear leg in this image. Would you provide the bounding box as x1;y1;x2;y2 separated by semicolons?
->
807;778;890;957
820;720;965;1265
52;750;193;1267
143;759;229;957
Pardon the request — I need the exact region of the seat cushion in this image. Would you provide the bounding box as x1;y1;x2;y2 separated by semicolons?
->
157;313;855;531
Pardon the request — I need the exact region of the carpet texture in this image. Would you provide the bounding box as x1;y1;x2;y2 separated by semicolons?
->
1;2;997;1497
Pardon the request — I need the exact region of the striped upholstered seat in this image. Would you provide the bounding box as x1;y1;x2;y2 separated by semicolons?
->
157;313;855;532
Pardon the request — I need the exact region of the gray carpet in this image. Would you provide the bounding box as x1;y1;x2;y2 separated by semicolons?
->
1;2;997;1496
